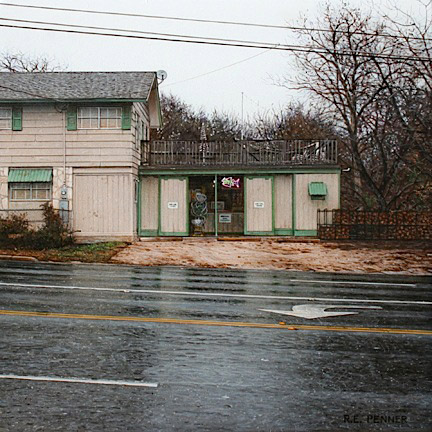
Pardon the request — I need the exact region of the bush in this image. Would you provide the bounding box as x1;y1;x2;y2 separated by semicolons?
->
0;203;74;249
0;213;29;241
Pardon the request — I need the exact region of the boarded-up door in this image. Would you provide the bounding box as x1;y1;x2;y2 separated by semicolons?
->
139;176;158;236
160;177;188;236
245;177;273;234
73;171;133;239
274;174;293;234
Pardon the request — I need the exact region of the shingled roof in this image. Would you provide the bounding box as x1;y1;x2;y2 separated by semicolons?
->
0;71;156;102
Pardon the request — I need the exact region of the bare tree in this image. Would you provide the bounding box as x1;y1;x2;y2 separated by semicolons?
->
289;2;431;210
252;103;335;140
155;93;243;141
0;52;61;72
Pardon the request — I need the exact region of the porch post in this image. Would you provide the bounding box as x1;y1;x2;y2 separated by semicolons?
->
214;174;218;237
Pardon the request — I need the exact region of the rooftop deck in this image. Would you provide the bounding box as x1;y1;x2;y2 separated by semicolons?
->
141;140;338;168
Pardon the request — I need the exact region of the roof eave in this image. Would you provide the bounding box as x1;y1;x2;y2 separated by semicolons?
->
0;98;149;104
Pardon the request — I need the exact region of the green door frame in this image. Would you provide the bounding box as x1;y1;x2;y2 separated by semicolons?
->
244;175;275;235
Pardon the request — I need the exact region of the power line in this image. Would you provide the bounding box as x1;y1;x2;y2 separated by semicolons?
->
0;1;429;42
162;49;275;88
0;17;283;48
0;21;429;62
0;2;289;30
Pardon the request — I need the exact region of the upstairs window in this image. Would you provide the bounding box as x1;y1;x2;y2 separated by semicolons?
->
77;107;122;129
0;108;12;129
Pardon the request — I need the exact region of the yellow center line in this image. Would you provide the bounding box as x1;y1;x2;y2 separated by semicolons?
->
0;309;431;336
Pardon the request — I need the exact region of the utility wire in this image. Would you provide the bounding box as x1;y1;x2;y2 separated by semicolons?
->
0;17;285;47
0;1;429;42
0;20;429;61
162;49;275;87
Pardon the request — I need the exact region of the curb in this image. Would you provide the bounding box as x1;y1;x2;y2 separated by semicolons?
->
0;254;38;262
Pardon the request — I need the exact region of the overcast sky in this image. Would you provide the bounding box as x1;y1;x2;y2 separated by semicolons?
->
0;0;427;119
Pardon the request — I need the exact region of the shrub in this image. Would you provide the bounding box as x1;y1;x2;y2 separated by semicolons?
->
0;203;74;249
0;213;29;241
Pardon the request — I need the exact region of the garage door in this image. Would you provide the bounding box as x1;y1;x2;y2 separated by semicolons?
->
73;172;134;238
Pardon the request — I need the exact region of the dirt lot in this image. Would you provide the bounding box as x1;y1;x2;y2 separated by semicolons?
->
111;238;432;275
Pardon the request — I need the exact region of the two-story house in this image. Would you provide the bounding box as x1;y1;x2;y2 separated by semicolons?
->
1;71;340;241
0;71;161;242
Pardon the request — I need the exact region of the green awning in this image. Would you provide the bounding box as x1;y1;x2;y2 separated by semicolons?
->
8;169;52;183
308;182;327;197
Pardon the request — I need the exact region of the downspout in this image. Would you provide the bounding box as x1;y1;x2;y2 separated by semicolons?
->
63;110;67;187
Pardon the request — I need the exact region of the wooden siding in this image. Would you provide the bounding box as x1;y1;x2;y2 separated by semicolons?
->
160;178;187;235
140;176;159;232
73;170;134;237
295;173;339;231
0;104;142;170
274;174;292;230
246;177;273;233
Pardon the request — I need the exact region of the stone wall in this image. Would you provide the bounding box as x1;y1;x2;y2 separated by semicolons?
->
318;210;432;240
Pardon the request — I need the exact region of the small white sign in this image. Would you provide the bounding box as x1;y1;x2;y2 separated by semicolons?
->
167;202;179;209
219;213;232;223
254;201;265;209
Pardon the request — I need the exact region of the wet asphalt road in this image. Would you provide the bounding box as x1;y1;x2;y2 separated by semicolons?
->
0;260;431;432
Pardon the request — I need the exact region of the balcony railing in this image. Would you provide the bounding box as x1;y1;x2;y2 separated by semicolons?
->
141;139;338;168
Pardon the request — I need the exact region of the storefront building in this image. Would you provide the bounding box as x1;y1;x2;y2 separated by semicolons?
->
138;140;340;237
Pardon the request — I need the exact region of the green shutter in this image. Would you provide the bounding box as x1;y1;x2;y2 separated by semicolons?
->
122;106;132;130
67;107;77;131
12;107;22;131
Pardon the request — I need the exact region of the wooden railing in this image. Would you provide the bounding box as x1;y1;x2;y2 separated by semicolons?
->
141;140;338;167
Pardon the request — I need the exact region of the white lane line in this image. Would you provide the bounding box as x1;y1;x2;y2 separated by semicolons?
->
0;374;158;388
290;279;416;287
0;281;431;305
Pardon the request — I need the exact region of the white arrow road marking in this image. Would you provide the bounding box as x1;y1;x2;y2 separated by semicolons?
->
259;304;383;320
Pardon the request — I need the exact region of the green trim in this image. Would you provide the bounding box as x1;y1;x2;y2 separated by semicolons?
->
214;174;218;237
122;105;132;130
246;231;276;236
140;230;158;236
275;229;294;235
140;168;341;176
243;176;248;234
8;168;52;182
158;176;189;236
292;174;296;233
137;177;141;235
294;230;317;236
272;175;275;233
157;177;162;235
244;176;275;235
12;107;22;131
186;176;190;236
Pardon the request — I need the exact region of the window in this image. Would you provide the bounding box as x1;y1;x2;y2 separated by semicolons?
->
9;182;52;201
0;108;12;129
77;107;122;129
